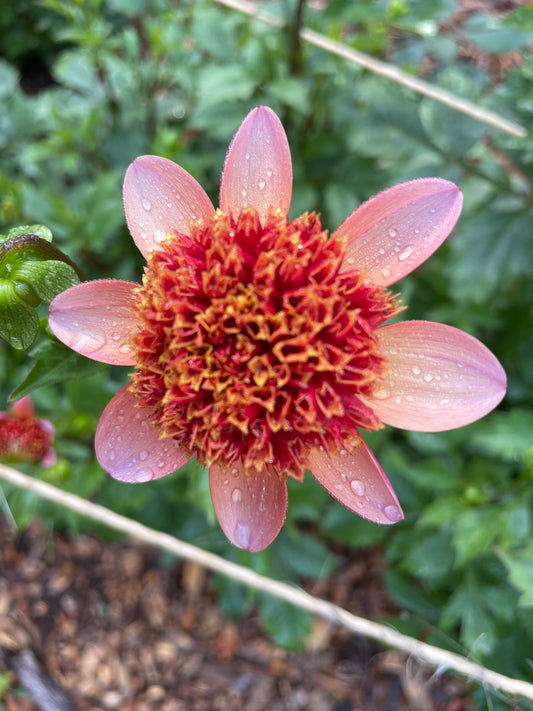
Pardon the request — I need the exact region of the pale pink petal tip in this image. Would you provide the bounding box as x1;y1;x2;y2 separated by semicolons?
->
95;385;191;483
337;178;463;286
219;106;293;224
49;280;139;366
209;461;288;551
123;155;215;258
308;441;403;525
12;396;35;419
372;321;507;432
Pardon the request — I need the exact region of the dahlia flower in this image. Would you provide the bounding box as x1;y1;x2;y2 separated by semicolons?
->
0;395;56;467
49;107;506;551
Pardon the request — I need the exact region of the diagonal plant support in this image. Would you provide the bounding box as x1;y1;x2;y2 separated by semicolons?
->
1;463;533;703
215;0;527;138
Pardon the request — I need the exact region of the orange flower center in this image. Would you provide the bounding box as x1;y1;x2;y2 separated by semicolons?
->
130;208;400;480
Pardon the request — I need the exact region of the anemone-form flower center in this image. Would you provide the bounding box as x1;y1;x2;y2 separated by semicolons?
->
130;208;401;480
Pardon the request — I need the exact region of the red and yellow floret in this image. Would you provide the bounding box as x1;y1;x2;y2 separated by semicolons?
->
129;208;400;481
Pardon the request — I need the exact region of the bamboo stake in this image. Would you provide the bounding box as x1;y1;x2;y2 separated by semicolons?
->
1;463;533;703
214;0;527;138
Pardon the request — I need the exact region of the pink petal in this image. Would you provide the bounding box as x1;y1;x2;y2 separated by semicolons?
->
308;440;403;524
123;155;215;258
49;280;139;365
370;320;507;431
209;460;288;551
95;385;191;482
12;396;35;419
219;106;292;223
336;179;462;286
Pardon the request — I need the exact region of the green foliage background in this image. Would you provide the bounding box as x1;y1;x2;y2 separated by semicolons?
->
1;0;532;707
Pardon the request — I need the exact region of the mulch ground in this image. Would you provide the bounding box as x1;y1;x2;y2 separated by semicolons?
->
0;518;474;711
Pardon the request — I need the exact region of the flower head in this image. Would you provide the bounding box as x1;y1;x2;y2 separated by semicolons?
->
0;395;56;467
49;107;506;551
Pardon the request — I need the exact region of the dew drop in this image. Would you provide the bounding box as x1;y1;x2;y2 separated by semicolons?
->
346;256;356;265
231;467;239;477
231;488;242;503
233;523;251;549
381;267;391;279
398;245;414;261
350;479;366;497
142;197;152;211
266;169;273;178
411;365;421;375
139;450;148;461
135;467;153;483
223;479;229;486
111;331;121;341
258;178;266;190
384;504;402;522
389;228;398;238
423;373;434;382
245;152;250;160
373;388;390;400
241;188;247;198
119;344;132;354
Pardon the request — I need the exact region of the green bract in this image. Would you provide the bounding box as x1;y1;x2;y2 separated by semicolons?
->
0;226;80;350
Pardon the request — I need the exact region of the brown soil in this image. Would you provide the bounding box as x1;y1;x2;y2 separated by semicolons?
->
0;518;473;711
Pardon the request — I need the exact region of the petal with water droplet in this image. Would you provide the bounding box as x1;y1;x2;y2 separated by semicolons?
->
308;439;403;524
49;280;139;365
219;106;292;224
369;320;507;431
209;460;288;551
124;155;215;258
95;385;191;482
336;178;462;286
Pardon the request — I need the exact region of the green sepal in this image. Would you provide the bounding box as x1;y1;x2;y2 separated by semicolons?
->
10;260;80;303
0;279;40;349
4;224;54;244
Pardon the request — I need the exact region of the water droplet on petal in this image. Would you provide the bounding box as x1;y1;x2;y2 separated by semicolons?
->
374;388;390;400
142;198;152;211
389;228;398;238
231;467;239;477
346;256;356;265
233;523;251;549
135;467;153;482
398;245;414;261
423;373;434;382
381;267;391;279
384;504;402;522
350;479;366;496
411;365;421;375
231;488;242;503
139;450;148;461
258;179;266;190
241;188;247;198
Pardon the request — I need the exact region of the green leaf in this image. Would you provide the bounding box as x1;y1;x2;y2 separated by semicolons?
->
471;410;533;462
499;544;533;607
0;280;39;349
441;585;497;657
195;65;255;110
402;530;455;583
463;14;533;54
10;337;106;399
278;532;336;579
452;507;499;567
258;594;312;650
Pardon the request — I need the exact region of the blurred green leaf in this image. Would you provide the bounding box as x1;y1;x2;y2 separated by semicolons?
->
499;544;533;606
